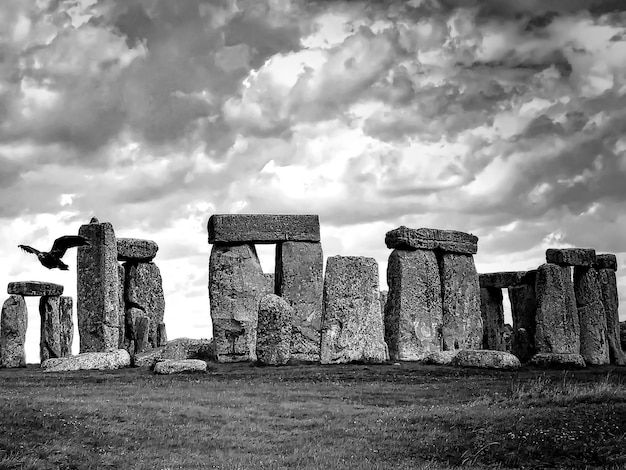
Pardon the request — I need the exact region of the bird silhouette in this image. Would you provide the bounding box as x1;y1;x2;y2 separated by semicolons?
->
18;235;90;270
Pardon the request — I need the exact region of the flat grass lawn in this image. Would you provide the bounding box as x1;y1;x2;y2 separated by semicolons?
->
0;363;625;470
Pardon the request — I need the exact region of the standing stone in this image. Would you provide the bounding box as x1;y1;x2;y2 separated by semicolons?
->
209;244;266;362
597;267;625;365
256;294;293;366
0;295;27;368
117;264;126;349
77;219;120;352
385;249;442;361
276;241;323;361
264;274;275;295
320;256;387;364
440;253;482;350
380;291;388;317
574;267;609;365
508;284;537;362
59;296;73;358
134;316;150;354
157;322;167;347
480;287;505;351
125;262;165;349
40;295;62;362
534;264;580;354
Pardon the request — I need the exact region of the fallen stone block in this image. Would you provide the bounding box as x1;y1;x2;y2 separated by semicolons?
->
134;338;215;368
0;295;28;368
385;226;478;254
595;254;617;271
8;281;63;297
546;248;596;267
117;238;159;262
256;294;293;366
574;267;609;365
208;214;320;244
420;350;460;365
479;271;533;288
153;359;207;374
451;350;521;369
41;349;131;372
529;353;586;369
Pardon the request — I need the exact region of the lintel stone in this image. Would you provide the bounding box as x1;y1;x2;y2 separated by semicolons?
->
546;248;596;267
117;238;159;262
208;214;320;244
385;226;478;254
595;254;617;271
8;281;63;297
479;271;535;288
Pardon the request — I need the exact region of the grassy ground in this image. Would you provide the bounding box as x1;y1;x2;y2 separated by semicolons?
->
0;362;624;470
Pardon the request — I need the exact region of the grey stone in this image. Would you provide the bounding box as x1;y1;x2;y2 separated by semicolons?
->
77;220;120;352
598;268;625;365
503;324;513;352
39;296;61;363
595;254;617;271
421;350;460;365
529;352;586;368
0;295;27;368
451;350;521;369
209;244;266;362
320;256;388;364
157;323;167;347
256;294;293;366
574;267;609;365
508;284;537;362
134;338;215;368
276;241;323;362
479;271;533;288
117;264;126;349
385;249;442;361
264;274;275;295
117;238;159;262
440;253;483;351
134;316;150;354
208;214;320;244
8;281;63;297
480;287;505;351
59;296;73;358
125;262;165;349
385;226;478;254
41;349;131;372
124;307;143;351
621;322;626;351
534;264;580;354
153;359;207;375
546;248;596;267
379;291;388;316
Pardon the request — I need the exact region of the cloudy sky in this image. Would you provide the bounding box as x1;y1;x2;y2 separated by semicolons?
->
2;0;626;362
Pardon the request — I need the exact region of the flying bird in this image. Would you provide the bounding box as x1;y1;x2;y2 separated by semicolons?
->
18;235;90;270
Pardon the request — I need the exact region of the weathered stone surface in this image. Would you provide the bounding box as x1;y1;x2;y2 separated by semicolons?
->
157;323;167;347
421;350;460;365
8;281;63;297
320;256;388;364
264;274;275;295
134;338;215;368
597;268;624;364
117;238;159;262
117;264;125;350
59;296;73;358
153;359;207;374
503;324;513;352
134;316;150;354
508;284;537;362
440;253;483;351
529;353;586;369
385;226;478;254
125;262;165;349
39;296;61;363
0;295;27;368
546;248;596;267
595;254;617;271
276;241;323;361
574;267;609;365
208;214;320;244
480;287;505;351
385;249;443;361
41;349;131;372
124;307;143;351
209;244;265;362
380;290;388;315
77;220;120;352
479;272;532;288
256;294;293;366
534;264;580;354
452;350;521;369
621;322;626;351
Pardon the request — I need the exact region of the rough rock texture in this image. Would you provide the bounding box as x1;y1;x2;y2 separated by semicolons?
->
546;248;596;267
529;353;586;369
621;322;626;351
77;219;120;352
380;291;388;316
508;284;537;362
276;241;323;361
503;324;513;352
264;274;275;295
157;323;167;347
597;268;625;365
574;267;609;365
59;296;73;358
117;264;126;349
479;272;529;289
209;244;266;362
480;287;505;351
256;294;293;366
440;253;483;351
39;295;61;362
385;249;443;361
320;256;388;364
153;359;207;374
134;338;215;368
385;226;478;254
117;238;159;262
534;264;580;354
125;307;143;351
208;214;320;244
8;281;63;297
134;316;150;354
0;295;27;368
125;262;165;349
421;350;460;365
451;350;521;369
595;254;617;271
41;349;131;372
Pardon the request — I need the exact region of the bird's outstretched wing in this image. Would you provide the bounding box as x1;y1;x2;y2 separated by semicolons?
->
18;245;40;255
50;235;90;258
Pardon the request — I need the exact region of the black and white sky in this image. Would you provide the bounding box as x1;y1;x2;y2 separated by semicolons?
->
2;0;626;361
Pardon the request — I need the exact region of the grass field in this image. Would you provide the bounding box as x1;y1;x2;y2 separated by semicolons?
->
0;362;625;470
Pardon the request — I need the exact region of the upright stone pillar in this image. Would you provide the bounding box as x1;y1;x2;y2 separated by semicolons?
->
209;244;266;362
125;262;165;349
508;282;537;362
59;296;73;358
0;295;28;368
595;254;625;365
385;249;442;360
276;241;323;361
256;294;293;366
320;256;387;364
574;267;609;365
77;217;120;352
479;287;505;351
40;295;62;362
117;264;126;349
